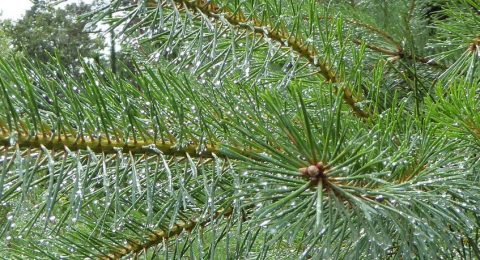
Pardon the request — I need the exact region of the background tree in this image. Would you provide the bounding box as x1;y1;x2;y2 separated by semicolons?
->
0;27;14;57
0;0;479;259
2;0;105;73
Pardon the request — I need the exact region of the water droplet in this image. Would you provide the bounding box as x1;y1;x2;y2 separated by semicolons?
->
259;220;270;227
375;195;384;202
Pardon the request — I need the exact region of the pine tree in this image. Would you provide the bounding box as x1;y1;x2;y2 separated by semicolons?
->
0;0;479;258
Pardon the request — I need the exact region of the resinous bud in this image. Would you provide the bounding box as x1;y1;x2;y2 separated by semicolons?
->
307;165;319;177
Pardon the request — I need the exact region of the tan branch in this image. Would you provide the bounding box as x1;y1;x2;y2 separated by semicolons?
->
166;0;369;118
100;208;233;259
0;131;223;158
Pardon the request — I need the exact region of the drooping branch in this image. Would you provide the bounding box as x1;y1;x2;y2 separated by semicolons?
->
144;0;370;118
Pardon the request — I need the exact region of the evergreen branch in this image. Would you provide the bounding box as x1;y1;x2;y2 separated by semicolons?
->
348;18;400;48
318;15;446;69
352;39;399;56
0;131;221;158
170;0;369;118
319;15;401;48
101;207;233;259
3;1;480;258
352;39;446;69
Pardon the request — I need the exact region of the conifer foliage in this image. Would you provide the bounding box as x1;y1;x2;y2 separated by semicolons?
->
0;0;479;258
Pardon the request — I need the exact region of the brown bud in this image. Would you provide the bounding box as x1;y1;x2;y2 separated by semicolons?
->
299;167;308;176
316;162;325;171
307;165;319;177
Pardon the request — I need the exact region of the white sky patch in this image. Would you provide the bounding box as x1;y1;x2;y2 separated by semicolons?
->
0;0;32;20
0;0;94;20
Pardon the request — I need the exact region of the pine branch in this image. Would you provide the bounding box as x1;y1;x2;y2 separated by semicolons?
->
352;39;446;69
168;0;369;118
347;18;401;48
2;1;480;258
317;15;447;69
100;207;233;259
337;14;447;69
0;131;222;158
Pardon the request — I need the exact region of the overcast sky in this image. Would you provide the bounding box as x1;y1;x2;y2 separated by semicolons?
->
0;0;94;20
